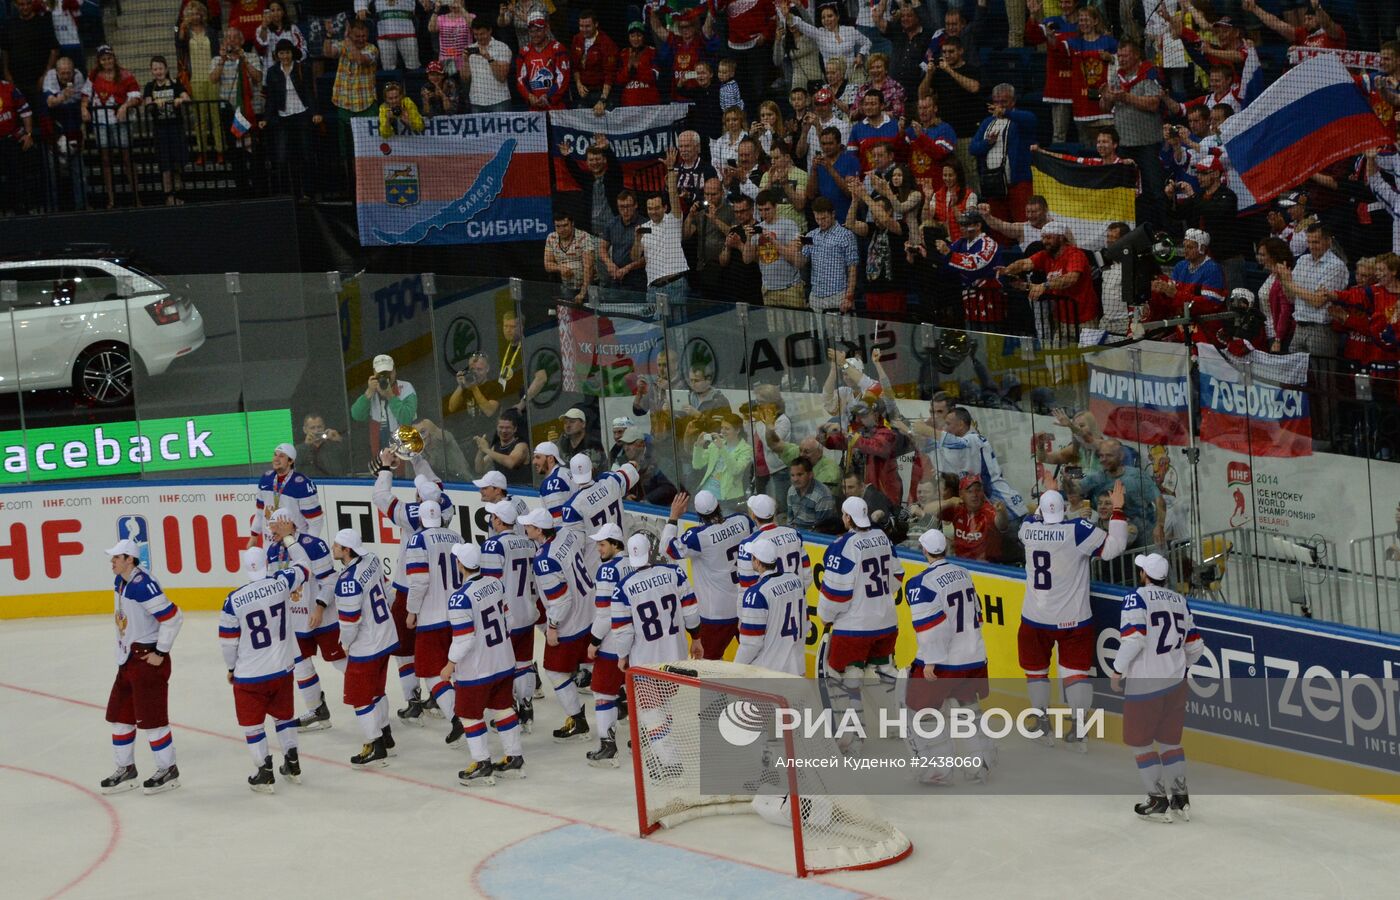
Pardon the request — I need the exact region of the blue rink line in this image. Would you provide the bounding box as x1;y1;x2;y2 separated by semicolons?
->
475;824;863;900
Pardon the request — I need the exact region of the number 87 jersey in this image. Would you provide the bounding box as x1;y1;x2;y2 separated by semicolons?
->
334;554;399;662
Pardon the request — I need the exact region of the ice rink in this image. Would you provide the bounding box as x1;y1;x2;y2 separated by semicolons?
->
4;613;1400;900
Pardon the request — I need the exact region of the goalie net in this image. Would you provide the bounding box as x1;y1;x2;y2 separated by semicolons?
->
626;660;912;877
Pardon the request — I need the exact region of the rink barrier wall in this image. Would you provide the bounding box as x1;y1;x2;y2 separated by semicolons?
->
2;477;1398;796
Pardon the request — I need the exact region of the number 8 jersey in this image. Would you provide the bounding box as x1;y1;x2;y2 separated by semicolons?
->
1018;515;1126;629
334;554;399;662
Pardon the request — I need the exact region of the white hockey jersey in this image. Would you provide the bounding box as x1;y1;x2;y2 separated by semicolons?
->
266;533;335;637
736;523;812;590
371;461;456;593
539;464;575;524
817;528;904;637
663;514;754;624
253;469;323;540
404;526;463;631
923;429;1028;517
219;567;307;683
906;559;986;670
560;464;638;533
1114;585;1204;696
447;575;515;685
334;553;399;662
611;563;699;665
112;568;182;665
481;527;539;633
593;555;634;655
533;529;593;641
734;572;807;675
1018;514;1127;629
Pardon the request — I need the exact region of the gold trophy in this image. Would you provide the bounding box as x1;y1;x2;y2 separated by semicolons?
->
373;424;424;471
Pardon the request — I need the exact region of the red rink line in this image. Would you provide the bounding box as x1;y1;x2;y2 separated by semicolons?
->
0;764;122;900
0;681;887;900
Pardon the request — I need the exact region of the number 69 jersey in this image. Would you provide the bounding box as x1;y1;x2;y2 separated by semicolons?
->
446;575;515;685
219;567;308;682
334;554;399;662
906;560;986;670
611;563;699;665
1114;585;1204;696
817;528;904;637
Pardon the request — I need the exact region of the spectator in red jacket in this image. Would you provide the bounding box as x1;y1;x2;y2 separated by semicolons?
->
615;22;660;107
516;10;570;110
570;9;617;112
848;399;903;509
943;474;1009;562
714;0;777;112
1001;219;1099;336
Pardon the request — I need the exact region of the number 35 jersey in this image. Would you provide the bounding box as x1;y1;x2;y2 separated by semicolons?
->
334;554;399;662
446;575;515;685
818;528;904;637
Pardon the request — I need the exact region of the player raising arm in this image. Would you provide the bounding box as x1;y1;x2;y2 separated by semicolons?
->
662;490;755;659
403;500;463;734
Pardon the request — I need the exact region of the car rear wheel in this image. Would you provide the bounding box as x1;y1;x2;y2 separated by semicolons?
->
74;342;135;406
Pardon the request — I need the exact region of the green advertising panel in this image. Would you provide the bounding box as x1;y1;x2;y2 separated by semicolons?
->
0;410;293;483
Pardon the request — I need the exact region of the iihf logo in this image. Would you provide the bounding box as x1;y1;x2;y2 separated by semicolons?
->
717;701;766;747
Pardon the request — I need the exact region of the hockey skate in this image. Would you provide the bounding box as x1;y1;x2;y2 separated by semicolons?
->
552;714;590;743
966;761;992;784
1170;780;1191;821
587;730;619;768
351;738;389;768
458;760;496;787
1025;713;1056;747
445;717;465;746
278;749;302;784
1134;794;1173;823
494;755;526;779
249;757;276;794
100;765;139;795
516;698;534;734
381;726;397;757
298;699;333;732
1061;731;1089;754
142;765;180;795
397;689;427;727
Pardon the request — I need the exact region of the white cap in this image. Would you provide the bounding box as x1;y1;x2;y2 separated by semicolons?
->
1135;553;1171;581
242;547;268;577
521;508;556;531
333;528;365;555
589;523;625;544
842;496;871;529
1039;490;1066;524
268;508;296;526
451;542;481;570
533;441;564;463
418;498;443;528
570;453;594;485
620;426;646;444
274;442;297;463
1041;220;1071;237
1184;228;1211;248
612;416;635;429
473;471;508;491
746;494;776;520
842;357;863;371
488;500;518;525
562;407;587;421
694;490;719;515
372;353;395;373
627;533;652;567
748;537;779;566
919;530;947;555
414;474;442;503
105;538;141;558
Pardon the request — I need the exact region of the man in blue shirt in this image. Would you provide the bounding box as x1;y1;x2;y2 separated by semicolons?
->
1160;228;1225;302
807;126;861;222
969;83;1039;223
795;196;859;316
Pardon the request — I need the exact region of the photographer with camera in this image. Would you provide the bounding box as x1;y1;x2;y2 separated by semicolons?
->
419;61;462;119
351;354;418;463
294;413;348;478
462;16;513;113
377;81;424;136
745;188;806;312
683;178;735;301
717;194;763;305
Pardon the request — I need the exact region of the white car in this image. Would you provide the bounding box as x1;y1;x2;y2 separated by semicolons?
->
0;257;206;406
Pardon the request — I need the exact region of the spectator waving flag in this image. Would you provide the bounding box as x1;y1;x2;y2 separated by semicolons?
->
1220;54;1391;208
1030;149;1137;250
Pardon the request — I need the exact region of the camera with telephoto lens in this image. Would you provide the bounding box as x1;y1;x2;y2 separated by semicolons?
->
377;373;391;389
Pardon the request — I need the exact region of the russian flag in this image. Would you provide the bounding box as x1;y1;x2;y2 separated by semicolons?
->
230;109;252;139
1221;55;1391;208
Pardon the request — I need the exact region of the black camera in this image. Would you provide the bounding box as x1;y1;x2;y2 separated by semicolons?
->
636;225;652;235
377;374;391;389
800;235;814;246
438;4;450;13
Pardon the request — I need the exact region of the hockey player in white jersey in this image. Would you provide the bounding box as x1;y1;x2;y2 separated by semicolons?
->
1111;553;1203;823
403;499;462;733
733;538;806;675
265;509;344;732
443;543;526;787
331;529;399;768
735;494;812;592
662;490;754;659
585;524;632;768
473;470;530;534
372;448;457;721
480;500;540;730
1018;478;1127;749
522;508;594;742
904;530;993;785
252;442;324;543
219;548;309;793
532;441;575;523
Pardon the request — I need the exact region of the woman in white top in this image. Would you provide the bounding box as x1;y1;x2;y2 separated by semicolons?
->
748;101;786;156
709;107;749;172
782;1;870;73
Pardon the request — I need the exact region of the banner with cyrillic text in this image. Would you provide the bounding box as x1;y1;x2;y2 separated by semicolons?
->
353;113;552;246
1197;343;1311;458
549;103;690;191
1086;341;1191;447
